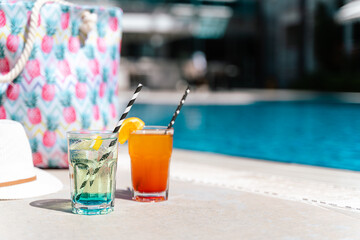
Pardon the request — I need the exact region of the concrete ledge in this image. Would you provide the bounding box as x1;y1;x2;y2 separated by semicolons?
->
167;149;360;212
1;147;360;239
118;146;360;212
118;89;319;105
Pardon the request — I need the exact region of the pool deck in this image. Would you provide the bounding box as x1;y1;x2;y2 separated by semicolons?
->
1;146;360;239
119;88;321;105
120;87;360;106
2;89;360;239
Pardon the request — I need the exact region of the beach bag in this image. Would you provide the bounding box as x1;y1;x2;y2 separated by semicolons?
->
0;0;123;168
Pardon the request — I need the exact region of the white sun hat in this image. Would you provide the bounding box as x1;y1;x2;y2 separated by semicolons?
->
0;120;63;199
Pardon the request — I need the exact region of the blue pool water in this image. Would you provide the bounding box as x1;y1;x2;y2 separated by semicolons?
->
128;98;360;171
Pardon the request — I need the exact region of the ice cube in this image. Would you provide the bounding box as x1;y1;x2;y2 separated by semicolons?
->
70;139;93;150
86;149;99;162
97;142;109;155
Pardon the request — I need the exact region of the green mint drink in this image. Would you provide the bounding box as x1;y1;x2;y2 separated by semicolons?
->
68;131;118;215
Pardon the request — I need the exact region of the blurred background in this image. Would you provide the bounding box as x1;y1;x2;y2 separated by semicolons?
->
75;0;360;92
69;0;360;171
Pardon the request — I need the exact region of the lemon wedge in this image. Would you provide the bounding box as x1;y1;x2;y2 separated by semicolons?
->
70;135;103;151
90;135;103;150
118;117;145;144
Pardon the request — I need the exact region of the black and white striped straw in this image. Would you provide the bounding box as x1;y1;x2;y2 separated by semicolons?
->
92;83;142;175
167;86;190;129
112;83;143;134
77;83;143;197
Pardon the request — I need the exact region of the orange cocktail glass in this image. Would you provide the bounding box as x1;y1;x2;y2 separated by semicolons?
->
128;126;173;202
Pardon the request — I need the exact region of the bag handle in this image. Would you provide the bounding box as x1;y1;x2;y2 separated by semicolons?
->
0;0;72;84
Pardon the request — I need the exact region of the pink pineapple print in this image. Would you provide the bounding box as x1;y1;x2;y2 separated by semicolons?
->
0;9;6;28
56;44;71;78
60;91;76;124
110;46;118;76
99;67;109;98
41;67;56;101
90;90;100;121
30;138;43;166
24;92;42;124
25;2;41;27
109;10;118;32
96;21;106;53
81;112;91;130
102;111;108;130
68;20;80;53
85;46;99;76
41;19;57;54
0;93;6;119
48;159;58;169
115;81;119;96
0;44;9;74
107;89;117;119
6;18;22;53
10;113;22;122
75;68;87;100
43;115;58;147
60;5;70;30
60;143;69;168
25;45;41;79
6;76;21;101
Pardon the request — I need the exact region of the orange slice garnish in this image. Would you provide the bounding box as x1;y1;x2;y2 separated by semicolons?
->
118;117;145;144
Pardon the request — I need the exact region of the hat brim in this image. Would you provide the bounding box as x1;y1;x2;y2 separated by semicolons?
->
0;168;63;200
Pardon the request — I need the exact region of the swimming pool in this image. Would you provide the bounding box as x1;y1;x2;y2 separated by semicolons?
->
127;97;360;171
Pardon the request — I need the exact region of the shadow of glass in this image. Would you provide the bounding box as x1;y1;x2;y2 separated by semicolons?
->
115;188;133;201
30;199;72;214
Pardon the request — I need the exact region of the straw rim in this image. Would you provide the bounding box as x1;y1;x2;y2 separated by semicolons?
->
67;130;118;139
132;126;174;135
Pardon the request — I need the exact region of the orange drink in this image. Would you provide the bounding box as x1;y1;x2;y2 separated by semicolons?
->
128;126;173;202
